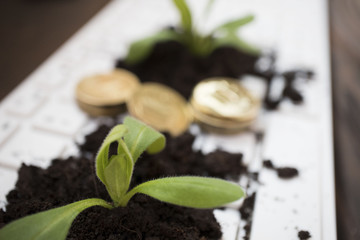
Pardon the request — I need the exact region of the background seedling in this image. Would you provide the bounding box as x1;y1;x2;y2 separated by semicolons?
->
125;0;259;65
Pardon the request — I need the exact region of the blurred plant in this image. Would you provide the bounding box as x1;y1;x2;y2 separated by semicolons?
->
125;0;259;64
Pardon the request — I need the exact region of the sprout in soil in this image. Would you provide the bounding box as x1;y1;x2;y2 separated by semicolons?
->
0;117;245;240
125;0;260;65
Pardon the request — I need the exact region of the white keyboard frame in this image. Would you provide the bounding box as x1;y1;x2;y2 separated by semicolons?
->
0;0;335;239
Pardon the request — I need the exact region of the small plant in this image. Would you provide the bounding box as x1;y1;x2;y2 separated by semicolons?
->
125;0;259;65
0;117;245;240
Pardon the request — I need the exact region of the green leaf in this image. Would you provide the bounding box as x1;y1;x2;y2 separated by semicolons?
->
185;33;214;56
214;14;255;33
211;14;259;55
0;198;112;240
96;124;128;184
125;29;178;65
123;117;165;162
96;117;164;206
120;176;245;208
214;33;260;55
104;153;133;205
172;0;192;33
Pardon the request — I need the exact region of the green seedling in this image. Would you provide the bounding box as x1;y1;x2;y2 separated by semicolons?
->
125;0;260;65
0;117;245;240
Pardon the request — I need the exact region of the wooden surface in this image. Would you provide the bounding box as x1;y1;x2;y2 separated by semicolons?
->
0;0;359;239
330;0;360;239
0;0;111;101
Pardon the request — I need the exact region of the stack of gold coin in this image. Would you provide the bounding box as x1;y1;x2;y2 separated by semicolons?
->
190;77;260;133
76;70;259;135
127;82;193;136
76;69;140;116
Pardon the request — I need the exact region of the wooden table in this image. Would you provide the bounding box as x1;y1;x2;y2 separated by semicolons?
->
330;0;360;238
0;0;359;239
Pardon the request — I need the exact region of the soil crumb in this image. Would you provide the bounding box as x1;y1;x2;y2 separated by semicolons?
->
263;159;275;169
298;230;311;239
277;167;299;179
239;193;257;240
263;159;299;179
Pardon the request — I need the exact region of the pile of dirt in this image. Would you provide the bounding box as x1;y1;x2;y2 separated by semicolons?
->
0;129;247;239
116;41;313;110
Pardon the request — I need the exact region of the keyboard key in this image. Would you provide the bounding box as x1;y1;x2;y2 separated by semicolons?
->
0;168;17;208
33;98;87;136
33;64;68;89
250;113;321;239
0;117;19;147
0;127;67;169
4;83;48;117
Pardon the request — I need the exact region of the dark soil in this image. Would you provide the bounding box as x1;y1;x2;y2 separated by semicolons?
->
0;128;247;240
79;126;247;182
239;193;256;222
263;159;299;179
298;230;311;240
116;41;313;110
276;167;299;179
263;159;275;169
239;193;257;240
69;195;222;240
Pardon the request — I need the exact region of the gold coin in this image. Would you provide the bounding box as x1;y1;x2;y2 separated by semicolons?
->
196;121;252;134
127;83;192;136
191;77;260;121
190;77;260;133
76;100;127;117
76;69;140;107
191;104;253;130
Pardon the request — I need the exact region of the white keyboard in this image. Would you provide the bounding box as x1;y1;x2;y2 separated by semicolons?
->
0;0;335;239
